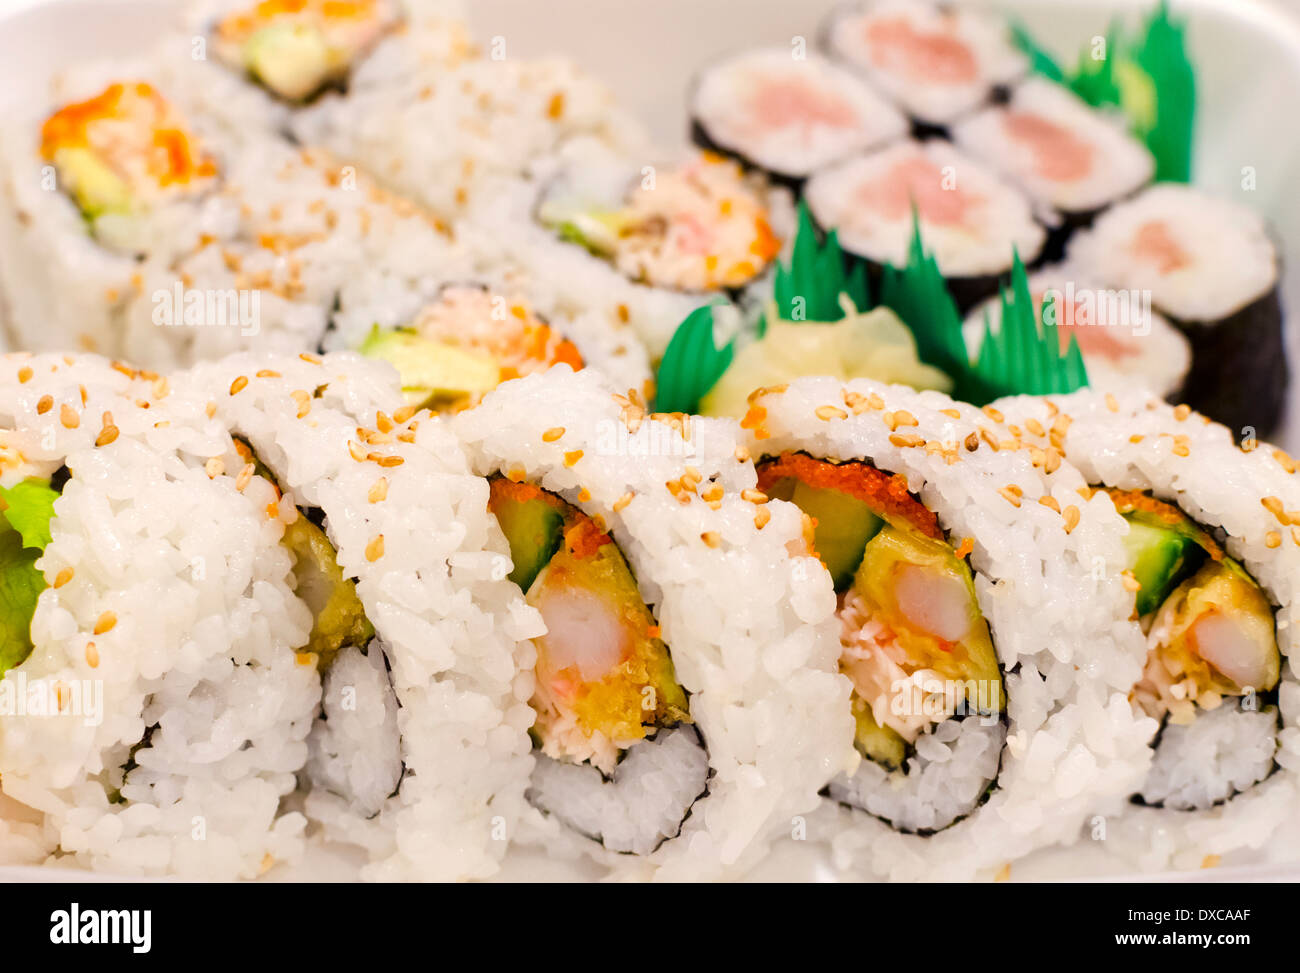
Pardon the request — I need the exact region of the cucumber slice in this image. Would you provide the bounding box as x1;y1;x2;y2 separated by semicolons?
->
1122;518;1202;617
491;488;565;592
851;696;907;770
787;480;883;591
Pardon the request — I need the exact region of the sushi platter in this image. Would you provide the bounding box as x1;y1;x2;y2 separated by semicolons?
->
0;0;1298;885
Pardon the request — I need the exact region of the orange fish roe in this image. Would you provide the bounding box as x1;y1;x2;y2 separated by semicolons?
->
563;516;613;560
756;451;943;540
1105;487;1224;561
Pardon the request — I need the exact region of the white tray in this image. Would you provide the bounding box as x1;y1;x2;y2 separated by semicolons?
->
0;0;1297;882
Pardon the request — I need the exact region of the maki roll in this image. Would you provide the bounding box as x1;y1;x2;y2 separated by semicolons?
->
804;139;1046;310
186;350;538;881
352;283;649;412
689;47;907;187
996;389;1300;871
0;80;221;353
452;367;851;876
737;377;1152;879
953;79;1155;259
963;266;1191;400
536;150;782;295
209;0;403;104
0;353;325;877
1068;184;1287;438
821;0;1028;137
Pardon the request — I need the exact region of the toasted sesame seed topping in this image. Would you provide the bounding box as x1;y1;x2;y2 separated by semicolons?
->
1266;531;1282;549
1038;495;1061;513
741;488;768;504
376;412;394;434
1129;434;1144;444
1105;394;1119;413
205;457;225;478
374;454;404;468
963;432;979;452
299;353;321;365
393;405;418;424
734;446;750;463
1274;450;1297;474
1024;417;1045;437
229;376;249;395
205;401;218;418
998;486;1022;508
563;450;583;467
754;506;771;530
368;478;389;503
541;426;566;443
940;408;961;420
16;366;32;384
890;433;924;448
983;405;1004;423
235;463;255;492
816;404;847;421
36;395;53;415
1063;505;1080;533
93;611;117;635
95;413;119;447
84;642;99;668
348;440;367;463
256;369;281;379
1173;404;1191;421
613;491;634;513
59;403;79;429
365;535;385;562
700;531;721;548
53;567;74;589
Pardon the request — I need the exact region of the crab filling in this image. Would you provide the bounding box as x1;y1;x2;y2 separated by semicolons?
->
359;286;583;412
488;478;689;776
213;0;400;102
538;153;780;292
40;82;217;228
757;452;1003;771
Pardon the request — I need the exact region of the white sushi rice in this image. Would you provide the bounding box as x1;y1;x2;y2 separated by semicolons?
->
823;0;1028;127
452;366;853;880
994;387;1300;872
741;377;1154;880
1140;702;1278;810
953;78;1154;215
1068;184;1278;322
804;139;1046;279
962;265;1191;399
691;47;908;180
182;351;541;881
0;353;320;878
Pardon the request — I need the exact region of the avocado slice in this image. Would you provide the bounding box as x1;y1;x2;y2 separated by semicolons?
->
1122;517;1203;617
774;478;883;591
851;695;906;770
358;326;501;410
53;146;132;221
282;513;374;669
488;480;565;592
244;22;336;102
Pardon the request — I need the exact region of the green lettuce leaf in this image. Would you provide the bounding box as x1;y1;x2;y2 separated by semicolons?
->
0;477;59;677
0;478;60;550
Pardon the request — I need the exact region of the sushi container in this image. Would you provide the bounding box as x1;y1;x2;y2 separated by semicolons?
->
0;0;1298;883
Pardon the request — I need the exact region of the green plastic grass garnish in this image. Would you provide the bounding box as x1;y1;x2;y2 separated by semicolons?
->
652;303;735;414
769;202;869;329
877;213;969;385
966;253;1090;404
1013;2;1195;182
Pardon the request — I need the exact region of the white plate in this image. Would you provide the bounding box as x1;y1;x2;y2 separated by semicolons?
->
0;0;1297;881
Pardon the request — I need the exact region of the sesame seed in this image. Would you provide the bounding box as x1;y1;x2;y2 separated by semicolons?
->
256;369;281;379
564;450;583;467
940;408;961;420
17;366;32;384
1273;450;1297;474
348;441;368;463
1063;505;1080;533
890;433;924;448
53;567;74;589
1105;394;1119;413
205;457;225;478
700;531;721;548
59;403;79;429
734;446;750;463
998;486;1022;508
542;427;565;443
1129;434;1144;444
375;412;394;434
368;478;389;503
754;506;771;529
365;535;385;562
229;376;249;395
1173;404;1192;421
235;463;255;492
299;353;321;364
1038;495;1061;513
613;492;634;513
295;652;316;667
1172;443;1190;458
85;642;99;668
578;487;591;503
374;454;404;468
93;611;117;635
36;395;53;415
983;406;1004;423
95;417;119;447
741;488;768;504
1266;531;1282;549
815;404;847;421
1024;417;1045;437
964;432;979;452
393;405;417;423
206;402;218;419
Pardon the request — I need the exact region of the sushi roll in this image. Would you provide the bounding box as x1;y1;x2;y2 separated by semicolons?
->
689;47;908;188
535;149;782;296
350;283;651;411
995;389;1300;871
821;0;1028;137
737;377;1153;879
0;353;327;877
0;80;222;354
953;79;1155;260
963;266;1191;400
804;139;1046;310
451;367;852;877
185;350;539;881
1068;184;1287;438
208;0;404;104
